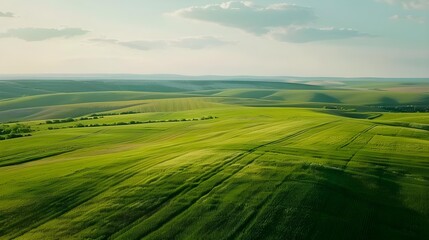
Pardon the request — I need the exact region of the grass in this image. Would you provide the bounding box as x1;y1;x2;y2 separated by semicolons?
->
216;89;428;105
0;80;428;239
0;106;428;239
0;92;198;112
0;82;427;123
0;97;228;122
0;80;322;100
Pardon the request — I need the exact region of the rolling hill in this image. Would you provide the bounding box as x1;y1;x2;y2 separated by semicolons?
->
0;79;428;239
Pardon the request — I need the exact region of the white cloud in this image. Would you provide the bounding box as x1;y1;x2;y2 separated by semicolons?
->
378;0;429;9
172;1;316;34
0;28;88;41
171;36;232;49
92;36;230;51
92;38;166;50
271;27;372;43
0;11;14;17
390;14;425;23
119;40;168;51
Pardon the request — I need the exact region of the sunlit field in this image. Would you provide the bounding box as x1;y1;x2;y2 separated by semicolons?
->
0;80;428;239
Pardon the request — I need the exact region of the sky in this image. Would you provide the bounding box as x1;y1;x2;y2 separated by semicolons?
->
0;0;428;77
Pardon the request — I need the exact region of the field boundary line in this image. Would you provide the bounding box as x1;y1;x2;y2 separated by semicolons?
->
339;125;376;149
118;120;339;239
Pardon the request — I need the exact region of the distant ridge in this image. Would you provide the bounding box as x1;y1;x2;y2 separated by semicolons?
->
0;74;428;82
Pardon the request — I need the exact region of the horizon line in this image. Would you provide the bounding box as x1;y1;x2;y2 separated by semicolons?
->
0;73;428;80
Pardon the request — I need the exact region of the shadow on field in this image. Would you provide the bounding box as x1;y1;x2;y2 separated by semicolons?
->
295;165;424;239
0;163;139;239
310;93;342;104
379;97;399;105
236;161;427;240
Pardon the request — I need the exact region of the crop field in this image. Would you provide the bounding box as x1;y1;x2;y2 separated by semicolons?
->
0;80;428;239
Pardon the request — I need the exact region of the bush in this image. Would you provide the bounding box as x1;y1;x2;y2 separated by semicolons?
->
47;118;76;124
6;133;23;139
120;111;139;115
0;126;11;135
12;124;32;133
201;116;215;120
1;124;32;135
64;118;75;123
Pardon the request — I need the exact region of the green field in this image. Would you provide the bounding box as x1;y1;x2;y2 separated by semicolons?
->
0;79;428;239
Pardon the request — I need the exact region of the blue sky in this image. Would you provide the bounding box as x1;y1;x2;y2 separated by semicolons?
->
0;0;428;77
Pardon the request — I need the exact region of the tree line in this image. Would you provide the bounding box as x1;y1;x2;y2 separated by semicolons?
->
48;116;217;130
0;124;32;141
44;111;140;124
375;105;429;113
45;116;103;124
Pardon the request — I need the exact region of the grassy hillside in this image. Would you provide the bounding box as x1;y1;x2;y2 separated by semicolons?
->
0;79;428;239
1;90;427;123
215;89;429;105
0;80;427;122
0;92;197;111
0;106;428;239
0;80;321;99
0;97;230;122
